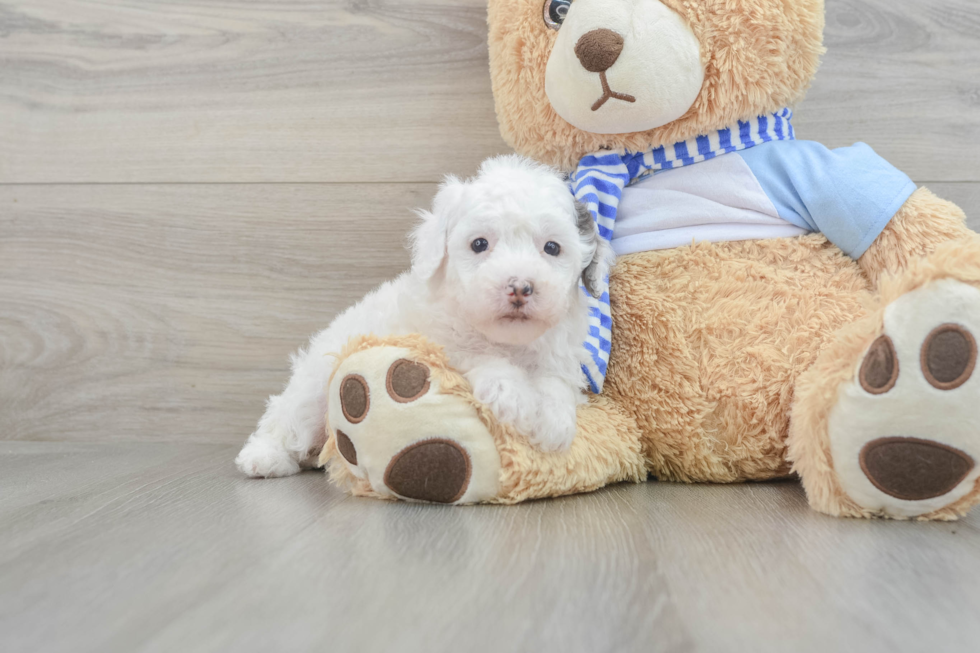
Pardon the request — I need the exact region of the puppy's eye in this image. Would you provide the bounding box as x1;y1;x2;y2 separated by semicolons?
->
543;0;571;30
471;238;489;253
544;241;561;256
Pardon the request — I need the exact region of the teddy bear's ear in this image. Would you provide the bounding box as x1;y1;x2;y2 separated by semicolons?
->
410;175;465;281
576;200;614;298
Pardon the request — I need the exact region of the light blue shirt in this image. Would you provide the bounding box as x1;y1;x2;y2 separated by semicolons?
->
737;140;917;258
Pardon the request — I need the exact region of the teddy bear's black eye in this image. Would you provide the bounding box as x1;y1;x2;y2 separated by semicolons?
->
544;241;561;256
471;238;489;253
543;0;571;30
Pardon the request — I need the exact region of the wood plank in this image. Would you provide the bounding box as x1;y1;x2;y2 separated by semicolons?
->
0;441;978;653
1;0;979;183
1;182;978;445
0;0;508;184
0;183;434;443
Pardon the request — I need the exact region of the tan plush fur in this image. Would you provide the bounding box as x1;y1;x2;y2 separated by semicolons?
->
488;0;825;170
606;235;871;483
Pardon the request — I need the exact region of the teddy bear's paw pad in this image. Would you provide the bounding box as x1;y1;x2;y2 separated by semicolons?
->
386;359;431;402
829;279;980;518
858;335;899;394
384;438;472;503
859;437;974;502
327;345;501;504
335;429;358;465
921;324;977;390
340;375;370;423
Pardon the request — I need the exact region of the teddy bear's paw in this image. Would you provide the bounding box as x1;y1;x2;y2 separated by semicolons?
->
325;346;501;504
829;278;980;519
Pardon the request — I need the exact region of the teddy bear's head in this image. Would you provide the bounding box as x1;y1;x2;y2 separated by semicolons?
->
488;0;825;170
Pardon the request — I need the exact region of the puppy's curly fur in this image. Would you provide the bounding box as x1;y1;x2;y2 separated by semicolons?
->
236;156;613;477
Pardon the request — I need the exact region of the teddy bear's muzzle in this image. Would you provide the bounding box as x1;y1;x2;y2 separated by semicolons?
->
573;28;637;112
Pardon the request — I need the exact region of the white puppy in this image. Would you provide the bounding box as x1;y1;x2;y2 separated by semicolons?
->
235;155;613;478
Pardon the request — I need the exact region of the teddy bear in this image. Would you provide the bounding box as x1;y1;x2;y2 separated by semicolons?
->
318;0;980;520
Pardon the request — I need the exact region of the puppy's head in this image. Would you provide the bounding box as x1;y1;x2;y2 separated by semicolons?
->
411;155;612;346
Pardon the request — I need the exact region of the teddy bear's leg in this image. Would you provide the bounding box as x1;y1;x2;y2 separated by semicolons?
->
790;239;980;519
321;336;646;504
858;187;976;289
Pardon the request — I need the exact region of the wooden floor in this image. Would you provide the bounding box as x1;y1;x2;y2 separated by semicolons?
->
1;441;979;653
2;1;980;651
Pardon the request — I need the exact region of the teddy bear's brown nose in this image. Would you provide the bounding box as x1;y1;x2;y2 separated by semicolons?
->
575;28;625;73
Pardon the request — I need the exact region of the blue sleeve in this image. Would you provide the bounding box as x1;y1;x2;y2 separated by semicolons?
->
737;140;917;258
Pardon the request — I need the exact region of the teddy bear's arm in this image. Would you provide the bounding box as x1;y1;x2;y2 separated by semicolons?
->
858;187;974;288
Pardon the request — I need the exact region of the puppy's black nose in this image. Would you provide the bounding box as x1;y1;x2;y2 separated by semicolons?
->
575;28;625;73
508;281;534;298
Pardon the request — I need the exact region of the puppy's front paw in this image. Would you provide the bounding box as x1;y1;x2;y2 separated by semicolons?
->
467;370;536;435
235;433;301;478
528;404;578;452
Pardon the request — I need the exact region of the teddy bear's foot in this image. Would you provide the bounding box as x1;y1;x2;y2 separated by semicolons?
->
319;335;648;505
320;341;503;504
831;278;980;518
794;267;980;519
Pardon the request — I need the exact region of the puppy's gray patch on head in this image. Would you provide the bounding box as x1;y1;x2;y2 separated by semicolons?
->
575;199;604;299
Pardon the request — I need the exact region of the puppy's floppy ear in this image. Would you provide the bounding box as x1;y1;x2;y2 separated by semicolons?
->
576;200;615;299
410;175;465;281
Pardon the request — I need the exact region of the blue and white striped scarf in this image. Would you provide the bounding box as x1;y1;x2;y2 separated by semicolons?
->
575;108;796;392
